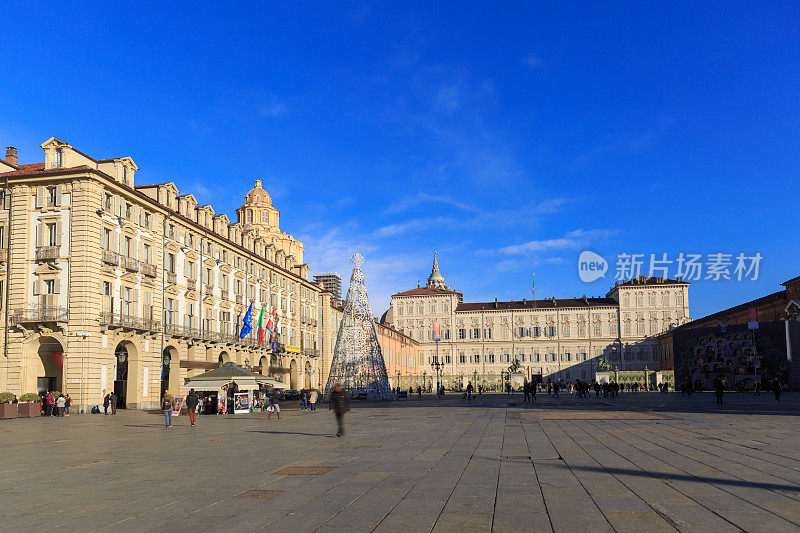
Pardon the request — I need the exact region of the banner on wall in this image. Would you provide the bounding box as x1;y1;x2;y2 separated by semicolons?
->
172;395;185;415
217;389;226;414
233;392;250;414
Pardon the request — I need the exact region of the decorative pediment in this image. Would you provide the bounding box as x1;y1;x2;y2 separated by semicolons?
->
219;300;232;311
234;304;244;314
122;225;137;238
203;295;215;306
38;214;62;223
166;241;180;254
141;277;154;288
203;258;217;268
165;285;180;296
220;264;233;274
34;263;62;275
234;271;245;280
185;251;199;262
185;290;198;301
120;272;139;284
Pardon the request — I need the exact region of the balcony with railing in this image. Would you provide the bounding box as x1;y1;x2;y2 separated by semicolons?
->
36;246;60;261
204;284;214;295
101;312;160;332
165;271;177;285
235;294;243;304
302;348;320;357
186;277;198;291
10;304;68;325
122;256;139;272
102;249;120;266
220;289;229;300
141;262;157;278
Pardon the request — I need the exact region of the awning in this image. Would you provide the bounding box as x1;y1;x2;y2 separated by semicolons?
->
181;378;288;392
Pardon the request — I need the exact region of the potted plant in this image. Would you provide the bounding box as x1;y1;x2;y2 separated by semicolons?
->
0;392;17;419
18;393;43;417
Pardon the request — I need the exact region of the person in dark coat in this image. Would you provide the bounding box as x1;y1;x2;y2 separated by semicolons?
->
186;388;199;427
110;392;118;414
773;379;782;401
329;384;350;437
103;393;110;415
714;377;724;407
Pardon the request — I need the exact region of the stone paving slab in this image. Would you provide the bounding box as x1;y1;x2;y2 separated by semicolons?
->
1;392;799;532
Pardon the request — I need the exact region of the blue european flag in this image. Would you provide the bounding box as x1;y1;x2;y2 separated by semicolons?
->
239;301;254;339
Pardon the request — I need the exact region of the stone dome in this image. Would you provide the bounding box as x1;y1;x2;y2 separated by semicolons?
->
244;179;272;206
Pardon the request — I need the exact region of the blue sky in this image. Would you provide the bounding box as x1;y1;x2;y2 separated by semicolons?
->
1;2;798;317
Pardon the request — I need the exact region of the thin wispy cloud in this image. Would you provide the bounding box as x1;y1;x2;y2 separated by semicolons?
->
571;116;673;171
373;216;455;237
494;228;616;255
258;96;289;118
524;54;543;69
385;192;477;213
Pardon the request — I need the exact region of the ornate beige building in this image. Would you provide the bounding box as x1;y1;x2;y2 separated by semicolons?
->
0;138;329;410
383;254;691;384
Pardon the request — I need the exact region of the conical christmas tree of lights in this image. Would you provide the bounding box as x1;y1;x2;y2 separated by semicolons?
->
324;253;391;401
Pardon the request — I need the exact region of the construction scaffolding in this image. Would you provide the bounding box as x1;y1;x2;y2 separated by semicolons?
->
324;253;391;401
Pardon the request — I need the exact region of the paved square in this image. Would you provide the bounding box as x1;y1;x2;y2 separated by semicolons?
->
1;392;799;532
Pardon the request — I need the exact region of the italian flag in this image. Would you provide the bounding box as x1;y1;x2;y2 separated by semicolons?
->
257;305;266;344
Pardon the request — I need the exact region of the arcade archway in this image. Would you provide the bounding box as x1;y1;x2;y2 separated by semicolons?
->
35;336;64;394
113;340;139;408
161;346;180;398
304;361;312;390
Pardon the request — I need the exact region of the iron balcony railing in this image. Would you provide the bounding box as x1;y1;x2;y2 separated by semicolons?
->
102;249;120;266
36;246;60;261
100;312;161;332
10;305;68;325
302;348;320;357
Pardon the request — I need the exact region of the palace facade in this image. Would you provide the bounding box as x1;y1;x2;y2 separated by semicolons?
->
0;138;329;409
382;254;691;383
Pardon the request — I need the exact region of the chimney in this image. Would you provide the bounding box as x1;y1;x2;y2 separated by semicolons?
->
5;147;17;166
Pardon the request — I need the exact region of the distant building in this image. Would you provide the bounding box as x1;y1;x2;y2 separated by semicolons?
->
382;253;691;384
657;275;800;390
314;272;342;304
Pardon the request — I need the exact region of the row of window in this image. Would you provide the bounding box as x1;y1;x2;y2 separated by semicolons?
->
622;291;685;308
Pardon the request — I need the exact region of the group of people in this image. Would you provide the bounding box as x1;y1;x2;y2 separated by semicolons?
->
42;391;71;416
158;384;351;437
102;392;119;415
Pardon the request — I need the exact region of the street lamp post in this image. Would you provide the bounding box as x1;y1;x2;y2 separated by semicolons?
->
430;359;444;397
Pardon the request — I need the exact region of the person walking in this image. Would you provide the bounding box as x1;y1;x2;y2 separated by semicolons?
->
267;388;281;420
329;384;350;437
65;394;71;416
754;382;761;396
186;388;199;427
773;379;782;401
110;392;118;415
466;381;474;401
309;389;318;411
417;385;422;398
103;393;110;415
553;382;560;398
162;390;176;428
714;377;724;408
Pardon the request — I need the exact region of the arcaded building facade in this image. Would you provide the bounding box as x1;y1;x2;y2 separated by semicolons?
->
383;254;691;383
0;138;327;410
